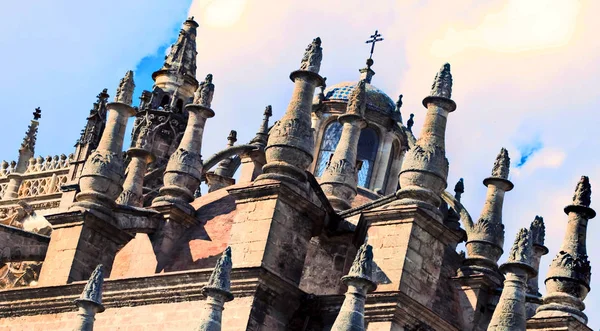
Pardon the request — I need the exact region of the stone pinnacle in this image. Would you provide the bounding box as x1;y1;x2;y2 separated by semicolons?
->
204;247;233;300
430;63;452;99
491;148;510;179
530;215;545;247
115;70;135;106
344;242;374;285
507;228;533;265
346;80;367;117
76;264;105;310
572;175;591;207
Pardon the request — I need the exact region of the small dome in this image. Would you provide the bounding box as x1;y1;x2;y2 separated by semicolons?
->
317;81;396;115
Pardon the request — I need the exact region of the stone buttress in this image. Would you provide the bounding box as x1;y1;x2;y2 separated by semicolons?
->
224;37;327;330
37;72;136;285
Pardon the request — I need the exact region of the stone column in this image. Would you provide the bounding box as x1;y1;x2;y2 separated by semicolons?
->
116;114;155;207
393;63;456;216
330;243;377;331
196;247;234;331
488;228;536;331
530;176;595;327
72;264;105;331
526;215;549;318
461;148;513;282
3;108;41;199
150;75;214;271
320;80;367;211
256;37;324;191
152;74;215;214
72;71;136;217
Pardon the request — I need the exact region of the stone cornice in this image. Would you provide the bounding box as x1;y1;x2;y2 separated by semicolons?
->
318;291;459;330
0;266;304;318
362;204;463;245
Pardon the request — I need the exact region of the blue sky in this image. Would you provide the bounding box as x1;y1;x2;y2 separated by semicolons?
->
1;0;600;328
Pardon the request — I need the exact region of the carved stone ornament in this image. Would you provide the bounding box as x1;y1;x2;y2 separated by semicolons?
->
193;74;215;108
346;242;374;282
299;37;323;73
115;70;135;106
77;264;105;307
491;147;510;179
507;228;533;265
204;246;233;298
572;175;591;207
430;63;452;98
346;80;367;116
530;215;545;246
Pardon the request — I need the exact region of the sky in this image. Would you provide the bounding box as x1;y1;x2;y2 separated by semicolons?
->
1;0;600;327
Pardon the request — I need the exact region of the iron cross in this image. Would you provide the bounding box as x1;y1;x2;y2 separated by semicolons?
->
365;30;384;60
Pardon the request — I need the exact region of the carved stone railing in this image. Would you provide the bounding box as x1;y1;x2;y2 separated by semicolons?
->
0;154;73;202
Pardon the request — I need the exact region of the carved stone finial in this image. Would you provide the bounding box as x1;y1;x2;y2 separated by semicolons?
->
193;74;215;108
347;243;374;281
299;37;323;73
491;147;510;179
139;90;152;110
407;113;414;132
115;70;135;105
454;178;464;196
572;175;591;207
430;63;452;98
227;130;237;147
396;94;403;110
77;264;105;308
530;215;545;247
20;112;40;154
32;107;42;120
204;247;233;300
507;228;533;265
264;105;273;118
346;80;367;116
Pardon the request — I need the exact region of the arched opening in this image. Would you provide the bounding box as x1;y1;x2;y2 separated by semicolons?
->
175;99;184;112
383;140;399;192
314;121;342;177
160;95;170;108
356;127;379;188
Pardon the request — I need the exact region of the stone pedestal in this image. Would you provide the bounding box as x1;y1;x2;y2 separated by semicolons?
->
238;149;266;184
72;301;103;331
37;211;132;285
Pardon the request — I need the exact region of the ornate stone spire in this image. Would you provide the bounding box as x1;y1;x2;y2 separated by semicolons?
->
196;247;233;331
72;72;136;216
256;37;325;189
330;243;377;331
299;37;323;73
161;17;198;78
250;105;272;148
152;74;215;214
73;264;105;331
3;108;43;199
20;107;41;154
488;228;536;331
320;80;367;210
77;89;109;149
115;70;135;106
430;63;452;98
462;148;514;282
194;74;215;108
393;63;456;215
527;216;549;299
534;176;595;325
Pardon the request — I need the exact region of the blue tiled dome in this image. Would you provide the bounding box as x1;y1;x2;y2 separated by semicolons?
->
319;81;396;115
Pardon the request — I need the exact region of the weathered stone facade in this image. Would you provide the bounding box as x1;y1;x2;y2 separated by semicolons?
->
0;17;597;331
